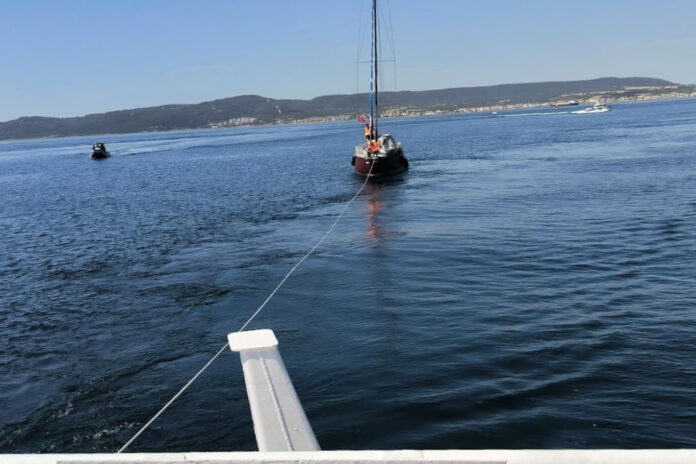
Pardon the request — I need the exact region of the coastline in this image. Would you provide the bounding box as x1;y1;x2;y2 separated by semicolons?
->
1;92;695;144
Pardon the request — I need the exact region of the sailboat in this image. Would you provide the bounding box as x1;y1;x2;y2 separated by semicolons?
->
351;0;409;176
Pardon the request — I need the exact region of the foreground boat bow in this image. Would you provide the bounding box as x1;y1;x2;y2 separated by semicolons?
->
4;328;696;461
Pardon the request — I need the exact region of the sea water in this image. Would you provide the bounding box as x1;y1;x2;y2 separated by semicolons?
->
1;99;695;452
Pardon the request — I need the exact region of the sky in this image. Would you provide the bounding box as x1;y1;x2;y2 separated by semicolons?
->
1;0;695;122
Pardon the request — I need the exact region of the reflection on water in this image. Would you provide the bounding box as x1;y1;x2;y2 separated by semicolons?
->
365;184;383;240
362;175;407;242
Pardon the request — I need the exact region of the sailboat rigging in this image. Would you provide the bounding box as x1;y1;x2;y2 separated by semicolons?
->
351;0;409;176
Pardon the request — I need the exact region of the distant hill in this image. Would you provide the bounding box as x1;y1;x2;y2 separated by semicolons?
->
0;77;677;140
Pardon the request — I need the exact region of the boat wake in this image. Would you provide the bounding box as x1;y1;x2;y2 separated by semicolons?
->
501;111;573;118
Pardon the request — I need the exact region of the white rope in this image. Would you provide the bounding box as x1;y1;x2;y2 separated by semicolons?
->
116;342;228;453
117;161;376;452
238;160;376;332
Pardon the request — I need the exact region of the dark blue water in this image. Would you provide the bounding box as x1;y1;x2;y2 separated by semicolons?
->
2;100;696;453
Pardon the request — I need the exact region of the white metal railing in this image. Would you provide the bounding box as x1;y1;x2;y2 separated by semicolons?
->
3;449;696;464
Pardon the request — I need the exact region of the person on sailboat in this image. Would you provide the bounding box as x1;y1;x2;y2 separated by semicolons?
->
364;124;374;141
365;123;379;152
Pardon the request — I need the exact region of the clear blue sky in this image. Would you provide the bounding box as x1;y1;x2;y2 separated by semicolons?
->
1;0;695;121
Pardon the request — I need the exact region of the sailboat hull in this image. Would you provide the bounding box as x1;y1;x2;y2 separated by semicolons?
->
353;148;408;176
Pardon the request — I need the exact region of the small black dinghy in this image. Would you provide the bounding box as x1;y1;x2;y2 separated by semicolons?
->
90;142;110;159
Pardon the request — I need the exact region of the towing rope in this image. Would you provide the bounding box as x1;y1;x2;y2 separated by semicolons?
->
118;160;376;452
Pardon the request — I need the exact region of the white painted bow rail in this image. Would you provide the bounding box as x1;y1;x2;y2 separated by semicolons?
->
227;329;320;452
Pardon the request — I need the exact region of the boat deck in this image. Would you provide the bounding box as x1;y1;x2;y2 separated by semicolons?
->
4;449;696;464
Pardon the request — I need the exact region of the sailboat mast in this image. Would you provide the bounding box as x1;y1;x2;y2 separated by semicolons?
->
373;0;379;137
